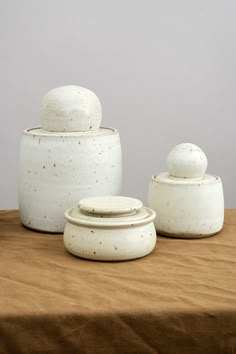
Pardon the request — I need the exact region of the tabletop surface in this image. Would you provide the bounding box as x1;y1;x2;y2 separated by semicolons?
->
0;210;236;354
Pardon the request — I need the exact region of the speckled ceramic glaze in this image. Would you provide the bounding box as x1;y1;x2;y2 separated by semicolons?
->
64;196;157;261
40;85;102;132
147;143;224;238
19;86;122;232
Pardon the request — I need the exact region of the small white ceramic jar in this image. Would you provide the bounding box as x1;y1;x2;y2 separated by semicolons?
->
147;143;224;238
64;196;157;261
19;86;122;233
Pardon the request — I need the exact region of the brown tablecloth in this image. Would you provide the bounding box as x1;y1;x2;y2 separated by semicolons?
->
0;210;236;354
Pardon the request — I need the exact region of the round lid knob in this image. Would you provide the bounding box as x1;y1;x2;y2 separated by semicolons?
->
167;143;208;179
40;85;102;132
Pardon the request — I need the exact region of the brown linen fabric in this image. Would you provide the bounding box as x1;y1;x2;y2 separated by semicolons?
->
0;210;235;354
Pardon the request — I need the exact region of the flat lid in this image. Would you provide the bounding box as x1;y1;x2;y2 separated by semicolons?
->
23;127;117;137
65;196;156;228
79;196;143;216
153;172;220;185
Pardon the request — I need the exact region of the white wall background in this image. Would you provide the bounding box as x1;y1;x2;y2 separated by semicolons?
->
1;0;235;208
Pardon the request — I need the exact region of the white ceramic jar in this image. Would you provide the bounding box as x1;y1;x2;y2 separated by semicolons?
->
64;196;157;261
147;143;224;238
19;86;122;232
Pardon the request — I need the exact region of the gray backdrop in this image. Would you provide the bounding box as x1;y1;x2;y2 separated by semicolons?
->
1;0;235;209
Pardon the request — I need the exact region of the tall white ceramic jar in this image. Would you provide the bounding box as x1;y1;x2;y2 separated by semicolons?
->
19;86;122;232
147;143;224;238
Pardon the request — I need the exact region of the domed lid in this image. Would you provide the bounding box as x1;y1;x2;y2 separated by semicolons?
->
65;196;156;227
167;143;208;179
40;85;102;132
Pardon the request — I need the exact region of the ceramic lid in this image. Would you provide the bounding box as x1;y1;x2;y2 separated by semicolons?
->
40;85;102;132
65;196;156;227
79;196;143;216
151;143;218;185
167;143;207;179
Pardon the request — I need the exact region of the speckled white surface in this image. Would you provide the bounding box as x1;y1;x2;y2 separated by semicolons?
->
147;143;224;238
19;127;122;232
167;143;208;179
40;86;102;132
64;197;156;261
79;196;143;216
19;86;122;233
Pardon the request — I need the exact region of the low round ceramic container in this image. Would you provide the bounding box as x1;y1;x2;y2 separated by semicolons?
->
19;86;122;233
64;196;157;261
147;143;224;238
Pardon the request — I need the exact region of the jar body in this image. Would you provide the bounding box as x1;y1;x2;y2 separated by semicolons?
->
19;127;122;232
63;221;156;261
147;175;224;238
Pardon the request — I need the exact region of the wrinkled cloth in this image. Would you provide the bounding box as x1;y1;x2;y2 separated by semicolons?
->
0;210;235;354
